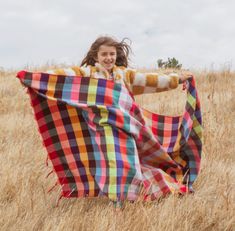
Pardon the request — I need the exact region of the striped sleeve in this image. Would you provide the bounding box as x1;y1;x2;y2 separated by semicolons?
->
123;69;180;95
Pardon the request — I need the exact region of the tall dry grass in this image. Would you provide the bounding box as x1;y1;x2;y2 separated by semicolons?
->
0;67;234;231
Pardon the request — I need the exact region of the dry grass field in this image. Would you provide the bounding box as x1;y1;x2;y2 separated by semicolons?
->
0;66;234;231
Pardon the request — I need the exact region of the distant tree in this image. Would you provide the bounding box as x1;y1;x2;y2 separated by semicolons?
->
157;57;182;69
157;59;165;68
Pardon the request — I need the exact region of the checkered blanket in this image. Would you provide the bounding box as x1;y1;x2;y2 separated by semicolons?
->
17;71;202;202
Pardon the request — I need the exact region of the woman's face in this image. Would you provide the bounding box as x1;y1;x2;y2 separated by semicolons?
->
96;45;117;73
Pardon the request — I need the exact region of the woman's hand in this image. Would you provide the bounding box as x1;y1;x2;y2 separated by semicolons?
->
179;70;194;83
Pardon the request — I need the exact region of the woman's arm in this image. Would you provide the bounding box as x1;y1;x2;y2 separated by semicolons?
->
124;69;193;95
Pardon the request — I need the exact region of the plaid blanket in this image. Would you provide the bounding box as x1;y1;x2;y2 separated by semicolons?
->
17;71;202;202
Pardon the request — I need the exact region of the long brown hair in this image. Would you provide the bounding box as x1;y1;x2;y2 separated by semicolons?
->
80;36;132;67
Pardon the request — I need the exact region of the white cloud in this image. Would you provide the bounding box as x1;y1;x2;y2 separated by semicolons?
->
0;0;235;70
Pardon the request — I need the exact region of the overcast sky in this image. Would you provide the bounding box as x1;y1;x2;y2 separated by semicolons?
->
1;0;235;70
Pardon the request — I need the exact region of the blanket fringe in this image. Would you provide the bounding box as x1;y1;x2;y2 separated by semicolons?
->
46;170;54;179
56;194;63;207
45;156;49;166
47;181;59;193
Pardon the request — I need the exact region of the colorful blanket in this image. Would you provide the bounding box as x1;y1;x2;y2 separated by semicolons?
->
17;71;202;202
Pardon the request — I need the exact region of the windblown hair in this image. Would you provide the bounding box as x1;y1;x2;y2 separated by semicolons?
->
81;36;132;67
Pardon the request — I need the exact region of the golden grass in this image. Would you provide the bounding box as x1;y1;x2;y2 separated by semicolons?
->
0;67;234;231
